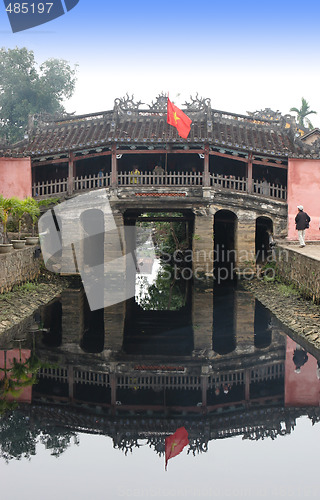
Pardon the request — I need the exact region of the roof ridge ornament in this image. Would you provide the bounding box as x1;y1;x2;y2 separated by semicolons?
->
147;93;168;111
114;94;144;115
183;94;211;112
247;108;283;121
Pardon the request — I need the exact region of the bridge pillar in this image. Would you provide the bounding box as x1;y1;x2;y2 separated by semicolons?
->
60;216;81;274
235;211;256;275
192;211;214;275
103;210;129;306
111;144;118;188
104;301;125;353
67;154;75;196
61;288;84;348
234;289;255;355
192;284;214;357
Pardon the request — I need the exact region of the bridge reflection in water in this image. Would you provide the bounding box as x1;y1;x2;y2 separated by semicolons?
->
1;282;320;461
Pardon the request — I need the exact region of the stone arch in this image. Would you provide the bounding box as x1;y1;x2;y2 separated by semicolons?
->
255;216;273;263
254;300;272;349
80;208;105;268
79;208;105;353
214;209;238;281
212;285;236;355
40;299;62;347
80;293;105;353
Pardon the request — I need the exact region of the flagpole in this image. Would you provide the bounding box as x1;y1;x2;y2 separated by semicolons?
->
165;91;169;177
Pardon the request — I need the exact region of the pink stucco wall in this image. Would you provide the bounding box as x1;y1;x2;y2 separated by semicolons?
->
287;159;320;240
0;349;32;403
0;157;32;199
284;337;320;407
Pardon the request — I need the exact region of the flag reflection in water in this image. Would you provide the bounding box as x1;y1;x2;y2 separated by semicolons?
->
165;426;189;470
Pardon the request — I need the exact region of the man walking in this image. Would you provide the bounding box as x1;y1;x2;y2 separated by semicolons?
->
295;205;311;247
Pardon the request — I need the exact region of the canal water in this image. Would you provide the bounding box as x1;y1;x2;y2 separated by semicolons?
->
0;268;320;500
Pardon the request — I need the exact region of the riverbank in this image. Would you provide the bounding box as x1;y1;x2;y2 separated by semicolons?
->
0;272;70;335
242;277;320;356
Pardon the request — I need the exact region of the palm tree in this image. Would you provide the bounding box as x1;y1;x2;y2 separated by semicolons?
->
24;197;40;236
290;98;317;129
0;196;18;243
11;198;28;240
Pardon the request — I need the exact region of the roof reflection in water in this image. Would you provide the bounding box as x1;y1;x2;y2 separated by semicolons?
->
1;282;320;461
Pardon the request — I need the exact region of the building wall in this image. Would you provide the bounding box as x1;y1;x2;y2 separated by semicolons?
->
0;349;32;403
284;337;320;407
287;159;320;240
0;245;42;293
0;157;32;198
276;245;320;302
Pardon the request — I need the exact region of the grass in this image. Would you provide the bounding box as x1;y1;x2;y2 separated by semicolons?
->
276;282;300;297
0;281;44;301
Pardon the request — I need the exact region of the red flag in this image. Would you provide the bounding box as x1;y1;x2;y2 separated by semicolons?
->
165;426;189;470
167;98;192;139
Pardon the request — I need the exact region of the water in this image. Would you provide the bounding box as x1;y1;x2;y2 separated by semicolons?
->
0;276;320;500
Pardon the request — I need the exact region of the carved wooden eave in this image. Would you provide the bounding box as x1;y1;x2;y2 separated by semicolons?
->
5;94;319;163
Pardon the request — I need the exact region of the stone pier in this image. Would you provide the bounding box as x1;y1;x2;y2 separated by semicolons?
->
235;211;256;275
192;210;214;275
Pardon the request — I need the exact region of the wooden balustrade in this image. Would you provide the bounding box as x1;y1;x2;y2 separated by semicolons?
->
32;178;68;197
32;172;287;200
253;179;287;200
74;173;110;191
118;171;203;186
250;362;284;383
39;367;69;382
37;362;284;395
210;174;247;192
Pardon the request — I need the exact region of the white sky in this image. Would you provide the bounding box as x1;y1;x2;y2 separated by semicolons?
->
1;1;320;127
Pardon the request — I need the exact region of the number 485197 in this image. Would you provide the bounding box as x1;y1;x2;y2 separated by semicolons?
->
5;3;54;14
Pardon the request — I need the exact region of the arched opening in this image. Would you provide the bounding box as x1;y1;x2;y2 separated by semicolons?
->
80;209;105;268
255;216;273;264
79;209;105;353
212;285;236;355
80;294;105;353
41;299;62;347
254;300;272;349
214;210;237;282
122;209;194;356
123;208;194;312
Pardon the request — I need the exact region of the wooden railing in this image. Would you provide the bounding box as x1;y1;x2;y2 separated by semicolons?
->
32;178;68;197
210;174;247;192
39;367;69;382
32;172;287;200
74;173;110;191
250;361;284;383
208;370;244;389
118;171;203;186
253;180;287;200
117;374;201;390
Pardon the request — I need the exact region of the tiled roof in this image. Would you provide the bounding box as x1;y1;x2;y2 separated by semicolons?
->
3;95;318;159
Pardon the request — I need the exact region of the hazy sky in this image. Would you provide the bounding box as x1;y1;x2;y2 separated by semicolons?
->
0;417;319;500
1;1;320;126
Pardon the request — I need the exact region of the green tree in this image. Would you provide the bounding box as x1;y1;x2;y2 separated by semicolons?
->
0;195;19;243
0;47;77;143
290;97;317;129
24;196;40;236
11;197;28;239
